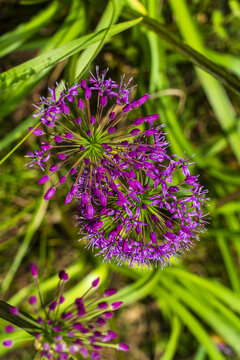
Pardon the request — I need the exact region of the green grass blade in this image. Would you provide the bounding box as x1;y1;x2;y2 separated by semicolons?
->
217;233;240;292
0;122;40;165
159;288;225;360
0;115;34;151
160;277;240;354
0;330;32;356
165;268;240;313
0;18;142;91
0;1;60;57
1;197;48;293
0;0;86;120
160;315;181;360
124;7;240;97
110;268;161;305
74;0;124;80
168;0;240;164
194;345;206;360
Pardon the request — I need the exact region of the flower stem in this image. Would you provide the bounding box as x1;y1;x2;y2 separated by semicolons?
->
0;121;40;165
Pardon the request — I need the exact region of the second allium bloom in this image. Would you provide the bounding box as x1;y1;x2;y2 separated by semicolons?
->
27;68;208;267
3;265;128;359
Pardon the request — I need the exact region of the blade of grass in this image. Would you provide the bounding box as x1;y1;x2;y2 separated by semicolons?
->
0;0;86;120
181;280;240;332
160;277;240;353
0;0;60;57
0;115;34;151
164;267;240;313
0;200;36;231
194;345;206;360
109;268;161;305
144;0;195;157
160;315;181;360
74;0;124;80
124;7;240;97
0;330;32;356
217;233;240;292
1;196;48;293
0;121;40;165
0;18;142;91
158;288;225;360
168;0;240;164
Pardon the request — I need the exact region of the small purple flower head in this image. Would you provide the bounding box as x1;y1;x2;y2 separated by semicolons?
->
5;325;14;333
3;339;13;348
30;263;38;277
92;277;100;288
3;266;128;359
58;270;69;281
117;343;130;351
10;306;19;315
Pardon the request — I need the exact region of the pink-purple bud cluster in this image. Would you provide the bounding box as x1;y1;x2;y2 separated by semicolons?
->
3;265;129;359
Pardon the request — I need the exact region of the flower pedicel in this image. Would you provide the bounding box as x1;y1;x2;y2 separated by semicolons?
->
3;264;129;359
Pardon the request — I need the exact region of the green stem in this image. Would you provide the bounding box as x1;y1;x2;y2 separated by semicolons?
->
0;300;40;335
0;121;40;165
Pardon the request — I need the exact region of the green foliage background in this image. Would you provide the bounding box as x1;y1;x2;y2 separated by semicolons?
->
0;0;240;359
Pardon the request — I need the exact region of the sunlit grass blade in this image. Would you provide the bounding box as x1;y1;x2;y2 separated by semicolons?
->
165;268;240;313
74;0;124;81
0;18;142;91
160;277;240;353
217;233;240;292
0;115;34;151
0;122;40;165
0;200;36;231
0;330;32;356
0;0;86;120
110;268;160;305
124;8;240;97
1;197;48;293
160;316;181;360
194;345;206;360
0;0;60;57
158;288;225;360
168;0;240;164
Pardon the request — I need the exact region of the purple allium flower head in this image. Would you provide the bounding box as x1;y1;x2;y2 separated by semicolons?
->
3;266;128;358
76;145;209;267
27;68;161;212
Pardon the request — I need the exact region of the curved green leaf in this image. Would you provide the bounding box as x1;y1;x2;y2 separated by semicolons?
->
124;8;240;96
0;18;142;91
0;1;60;57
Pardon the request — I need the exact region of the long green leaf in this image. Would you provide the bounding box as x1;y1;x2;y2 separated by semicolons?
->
74;0;124;80
0;18;142;91
0;1;60;57
160;316;181;360
0;0;86;121
124;7;240;96
158;288;225;360
167;0;240;163
1;197;48;293
165;268;240;313
160;277;240;353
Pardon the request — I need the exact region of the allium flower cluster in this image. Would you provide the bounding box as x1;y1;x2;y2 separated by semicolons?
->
26;67;208;268
3;264;128;359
